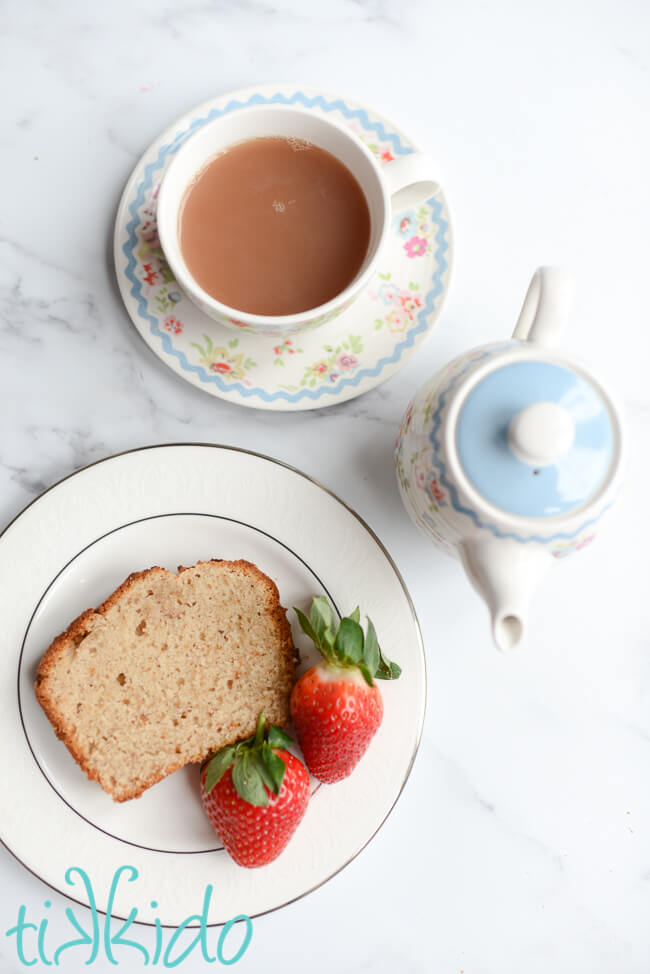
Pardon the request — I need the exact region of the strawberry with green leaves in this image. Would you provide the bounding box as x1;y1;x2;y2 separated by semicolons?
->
201;713;310;868
291;597;401;783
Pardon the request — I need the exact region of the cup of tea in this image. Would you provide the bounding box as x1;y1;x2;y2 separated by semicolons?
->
157;104;441;337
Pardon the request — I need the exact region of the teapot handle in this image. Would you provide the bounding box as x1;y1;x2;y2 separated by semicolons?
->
512;266;573;348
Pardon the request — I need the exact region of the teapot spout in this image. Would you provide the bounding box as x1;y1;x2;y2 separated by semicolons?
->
459;538;553;651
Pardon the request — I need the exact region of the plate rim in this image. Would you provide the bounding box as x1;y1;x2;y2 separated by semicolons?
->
0;442;426;927
112;82;454;412
18;509;337;856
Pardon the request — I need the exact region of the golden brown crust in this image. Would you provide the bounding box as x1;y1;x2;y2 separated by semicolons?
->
34;560;296;802
35;568;171;691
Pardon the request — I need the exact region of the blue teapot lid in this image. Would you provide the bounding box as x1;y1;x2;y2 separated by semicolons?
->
455;360;615;518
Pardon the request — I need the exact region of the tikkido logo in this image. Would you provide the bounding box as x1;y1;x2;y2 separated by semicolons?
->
5;866;253;968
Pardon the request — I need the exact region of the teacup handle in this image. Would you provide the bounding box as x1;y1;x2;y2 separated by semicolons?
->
512;266;573;348
383;153;442;210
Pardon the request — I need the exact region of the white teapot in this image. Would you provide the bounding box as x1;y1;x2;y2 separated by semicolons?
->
395;267;624;650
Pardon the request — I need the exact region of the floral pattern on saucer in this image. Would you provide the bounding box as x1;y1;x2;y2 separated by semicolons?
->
190;335;257;385
369;273;424;334
115;85;453;410
281;335;364;392
393;205;438;260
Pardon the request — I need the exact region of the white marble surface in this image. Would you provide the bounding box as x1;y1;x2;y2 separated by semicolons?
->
2;0;650;971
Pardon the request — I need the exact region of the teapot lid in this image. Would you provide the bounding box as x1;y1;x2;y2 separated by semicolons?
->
455;358;617;518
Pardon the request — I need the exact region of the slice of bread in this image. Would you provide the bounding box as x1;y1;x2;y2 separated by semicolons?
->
35;560;296;802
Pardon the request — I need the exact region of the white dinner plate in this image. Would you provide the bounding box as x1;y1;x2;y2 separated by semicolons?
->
0;445;425;926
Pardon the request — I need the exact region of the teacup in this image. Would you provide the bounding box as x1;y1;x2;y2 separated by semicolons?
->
157;104;441;337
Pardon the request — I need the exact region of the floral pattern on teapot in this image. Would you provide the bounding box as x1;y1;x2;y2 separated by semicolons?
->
394;266;624;650
395;345;500;557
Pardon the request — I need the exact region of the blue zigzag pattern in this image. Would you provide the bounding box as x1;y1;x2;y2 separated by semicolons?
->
122;90;449;404
428;354;611;544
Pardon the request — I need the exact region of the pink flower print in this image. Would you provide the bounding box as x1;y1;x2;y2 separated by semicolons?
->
394;210;418;238
335;353;358;371
142;262;159;286
164;315;183;335
381;149;394;163
413;464;427;491
399;293;423;320
415;463;445;506
377;281;399;305
426;477;445;505
141;221;160;248
404;236;428;258
386;309;409;333
575;535;595;551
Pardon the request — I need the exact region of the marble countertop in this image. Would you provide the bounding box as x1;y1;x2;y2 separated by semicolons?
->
2;1;649;971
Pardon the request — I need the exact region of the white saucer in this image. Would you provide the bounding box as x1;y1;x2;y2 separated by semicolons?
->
113;84;453;411
0;445;425;926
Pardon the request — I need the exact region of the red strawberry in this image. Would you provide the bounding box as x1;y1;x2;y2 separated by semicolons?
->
201;714;310;868
291;598;401;783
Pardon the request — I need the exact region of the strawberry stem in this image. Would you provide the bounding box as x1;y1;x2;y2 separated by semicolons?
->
254;711;266;747
203;712;295;806
293;597;402;684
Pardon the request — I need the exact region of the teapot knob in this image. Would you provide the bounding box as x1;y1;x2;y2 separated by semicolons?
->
508;401;575;466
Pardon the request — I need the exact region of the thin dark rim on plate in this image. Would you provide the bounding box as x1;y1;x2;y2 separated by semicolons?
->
0;442;426;928
18;510;332;855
